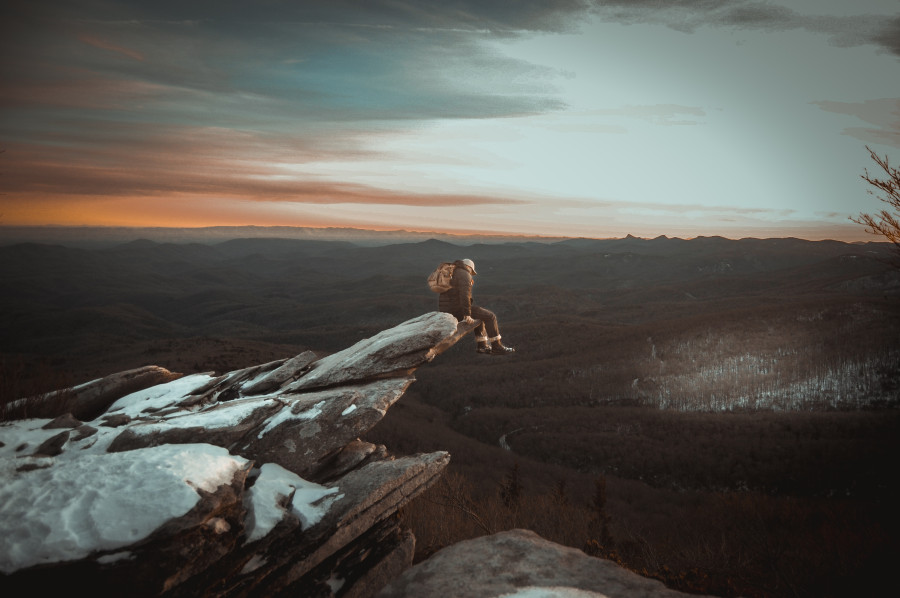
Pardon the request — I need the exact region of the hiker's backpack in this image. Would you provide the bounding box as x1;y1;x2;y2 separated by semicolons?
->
427;262;456;293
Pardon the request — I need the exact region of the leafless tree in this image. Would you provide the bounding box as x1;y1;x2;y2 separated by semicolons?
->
852;146;900;263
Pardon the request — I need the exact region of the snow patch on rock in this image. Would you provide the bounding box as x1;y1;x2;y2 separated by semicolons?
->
0;443;246;573
106;374;216;418
245;462;339;542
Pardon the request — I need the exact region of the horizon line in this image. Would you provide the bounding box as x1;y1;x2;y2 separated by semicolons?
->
0;223;884;245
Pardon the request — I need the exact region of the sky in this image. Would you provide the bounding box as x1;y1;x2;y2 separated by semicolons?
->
1;0;899;241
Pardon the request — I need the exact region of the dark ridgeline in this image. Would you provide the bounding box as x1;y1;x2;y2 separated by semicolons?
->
1;234;898;597
2;234;896;409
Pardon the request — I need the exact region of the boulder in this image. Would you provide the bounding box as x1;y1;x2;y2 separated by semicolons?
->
42;413;83;429
33;429;69;457
379;529;709;598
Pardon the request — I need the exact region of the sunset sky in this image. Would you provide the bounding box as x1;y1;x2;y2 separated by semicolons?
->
2;1;899;240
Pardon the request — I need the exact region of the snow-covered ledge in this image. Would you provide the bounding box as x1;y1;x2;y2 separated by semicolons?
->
0;312;476;596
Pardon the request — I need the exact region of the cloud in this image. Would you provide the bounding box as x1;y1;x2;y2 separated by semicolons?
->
871;16;900;56
6;1;894;135
6;1;899;55
589;104;706;126
77;34;144;61
0;127;527;207
0;72;170;110
590;1;900;57
615;200;797;218
812;98;900;148
2;4;571;125
82;1;593;34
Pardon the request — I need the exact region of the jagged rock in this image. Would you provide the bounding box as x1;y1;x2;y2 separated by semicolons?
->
296;451;450;582
242;350;318;395
315;439;384;483
379;529;707;598
101;413;133;428
2;312;694;598
42;413;83;429
73;424;98;441
284;312;475;392
105;377;416;480
0;313;472;598
185;452;450;597
34;430;70;456
307;521;416;598
4;365;182;421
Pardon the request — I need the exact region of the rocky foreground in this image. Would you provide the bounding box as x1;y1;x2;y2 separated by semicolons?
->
0;312;704;597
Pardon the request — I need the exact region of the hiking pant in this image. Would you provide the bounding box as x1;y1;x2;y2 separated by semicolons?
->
451;305;501;342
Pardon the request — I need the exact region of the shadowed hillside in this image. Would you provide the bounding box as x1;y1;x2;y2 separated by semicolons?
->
2;235;897;405
2;234;898;597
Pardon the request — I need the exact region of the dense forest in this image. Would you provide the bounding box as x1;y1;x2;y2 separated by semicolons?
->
1;233;898;596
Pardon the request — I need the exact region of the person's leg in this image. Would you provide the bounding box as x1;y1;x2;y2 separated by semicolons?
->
470;306;514;354
452;308;490;351
466;308;490;352
470;306;499;337
474;321;490;352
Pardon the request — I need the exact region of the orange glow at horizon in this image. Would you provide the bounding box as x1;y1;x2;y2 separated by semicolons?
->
0;193;875;243
1;195;324;228
0;194;539;238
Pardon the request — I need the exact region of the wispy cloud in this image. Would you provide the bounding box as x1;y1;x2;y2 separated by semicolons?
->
0;71;169;110
871;15;900;56
589;105;707;126
4;10;568;122
1;127;527;207
77;34;144;61
590;1;900;57
812;98;900;148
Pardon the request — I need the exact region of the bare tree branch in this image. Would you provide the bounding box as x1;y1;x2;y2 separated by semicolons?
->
851;146;900;263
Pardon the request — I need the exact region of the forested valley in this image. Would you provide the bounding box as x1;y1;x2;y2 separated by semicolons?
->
2;233;898;597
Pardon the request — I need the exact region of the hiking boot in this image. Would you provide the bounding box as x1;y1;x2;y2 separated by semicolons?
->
490;340;515;355
476;341;491;354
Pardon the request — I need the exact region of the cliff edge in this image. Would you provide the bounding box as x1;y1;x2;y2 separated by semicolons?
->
1;311;708;598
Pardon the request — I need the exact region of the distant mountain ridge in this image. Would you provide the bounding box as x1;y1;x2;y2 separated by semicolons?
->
1;233;897;411
0;225;884;249
0;225;572;248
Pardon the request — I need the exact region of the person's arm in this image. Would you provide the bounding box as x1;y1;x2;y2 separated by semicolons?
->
461;270;473;317
453;268;473;317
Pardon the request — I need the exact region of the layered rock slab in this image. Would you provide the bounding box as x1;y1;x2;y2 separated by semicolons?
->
0;312;476;597
284;311;467;392
105;377;416;479
3;365;181;421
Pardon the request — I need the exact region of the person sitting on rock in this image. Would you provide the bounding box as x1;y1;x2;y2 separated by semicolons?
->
438;259;515;355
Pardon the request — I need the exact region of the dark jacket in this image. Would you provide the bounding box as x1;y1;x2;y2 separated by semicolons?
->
438;261;473;318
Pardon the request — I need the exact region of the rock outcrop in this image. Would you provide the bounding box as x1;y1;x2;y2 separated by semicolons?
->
0;312;477;597
1;311;713;598
379;529;708;598
4;365;182;421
